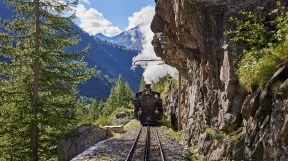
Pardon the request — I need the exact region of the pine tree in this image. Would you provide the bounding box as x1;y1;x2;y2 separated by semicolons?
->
123;82;134;106
90;99;99;120
114;75;125;107
0;0;94;160
104;75;134;112
139;75;145;92
103;86;117;115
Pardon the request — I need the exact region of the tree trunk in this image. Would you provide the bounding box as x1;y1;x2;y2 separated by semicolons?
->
32;0;40;160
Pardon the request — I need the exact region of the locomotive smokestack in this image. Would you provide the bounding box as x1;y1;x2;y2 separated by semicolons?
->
145;84;152;94
145;84;151;88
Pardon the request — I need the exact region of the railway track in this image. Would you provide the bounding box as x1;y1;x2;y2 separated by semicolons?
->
125;126;165;161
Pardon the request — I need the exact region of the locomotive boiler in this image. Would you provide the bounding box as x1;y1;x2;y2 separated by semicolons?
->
133;84;163;125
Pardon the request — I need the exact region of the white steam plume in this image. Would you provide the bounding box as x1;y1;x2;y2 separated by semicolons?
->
130;6;178;84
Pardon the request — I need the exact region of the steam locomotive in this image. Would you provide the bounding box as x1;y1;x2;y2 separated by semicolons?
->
133;84;163;125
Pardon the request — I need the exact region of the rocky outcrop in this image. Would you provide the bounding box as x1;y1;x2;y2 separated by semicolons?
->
57;125;107;161
151;0;288;160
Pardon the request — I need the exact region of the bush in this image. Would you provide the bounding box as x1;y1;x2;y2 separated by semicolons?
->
161;126;183;143
95;115;111;126
95;107;133;126
226;6;288;90
152;74;178;99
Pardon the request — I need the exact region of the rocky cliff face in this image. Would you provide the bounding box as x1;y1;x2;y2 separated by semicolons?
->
151;0;288;160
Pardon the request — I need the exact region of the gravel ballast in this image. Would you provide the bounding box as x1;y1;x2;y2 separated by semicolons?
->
71;120;190;161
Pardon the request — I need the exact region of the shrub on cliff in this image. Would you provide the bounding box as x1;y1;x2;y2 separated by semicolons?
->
152;74;178;99
226;3;288;90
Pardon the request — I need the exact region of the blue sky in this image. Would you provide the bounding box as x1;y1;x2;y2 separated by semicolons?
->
75;0;156;36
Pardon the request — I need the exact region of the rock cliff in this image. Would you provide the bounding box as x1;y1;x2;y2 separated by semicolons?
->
57;125;107;161
151;0;288;160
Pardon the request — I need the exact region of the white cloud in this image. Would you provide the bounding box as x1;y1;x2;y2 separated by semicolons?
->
131;6;178;84
74;4;122;37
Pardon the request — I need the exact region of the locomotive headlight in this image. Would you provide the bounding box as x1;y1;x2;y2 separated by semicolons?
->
155;108;159;114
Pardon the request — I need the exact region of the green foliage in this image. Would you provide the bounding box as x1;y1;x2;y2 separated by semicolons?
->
190;146;205;161
158;119;174;129
205;127;224;139
95;115;110;126
225;10;275;51
161;126;183;143
110;108;133;126
225;5;288;89
76;98;101;125
89;75;134;126
139;76;145;92
0;0;94;160
229;130;241;143
152;74;178;98
102;75;134;115
95;107;133;126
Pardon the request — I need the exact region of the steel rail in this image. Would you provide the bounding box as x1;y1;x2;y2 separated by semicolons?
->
156;129;165;161
143;125;150;161
125;127;142;161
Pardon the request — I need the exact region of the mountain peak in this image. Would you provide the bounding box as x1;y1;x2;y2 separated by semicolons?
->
95;26;142;51
95;33;113;42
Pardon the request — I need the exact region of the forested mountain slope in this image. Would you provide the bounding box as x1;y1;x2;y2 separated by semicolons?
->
76;29;143;98
0;2;143;99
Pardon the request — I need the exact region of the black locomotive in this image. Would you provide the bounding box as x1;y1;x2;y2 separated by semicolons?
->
133;84;163;125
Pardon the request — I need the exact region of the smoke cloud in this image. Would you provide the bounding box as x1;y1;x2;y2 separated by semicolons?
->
129;6;178;84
